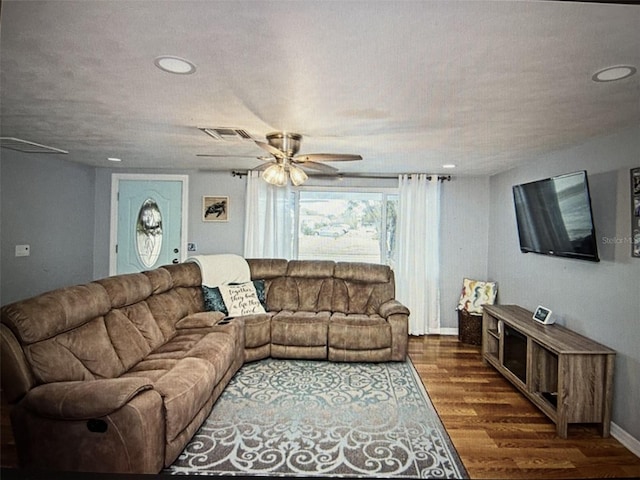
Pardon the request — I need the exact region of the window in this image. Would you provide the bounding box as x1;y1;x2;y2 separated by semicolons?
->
295;189;398;265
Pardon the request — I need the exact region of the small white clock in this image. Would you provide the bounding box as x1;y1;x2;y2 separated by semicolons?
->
533;305;554;325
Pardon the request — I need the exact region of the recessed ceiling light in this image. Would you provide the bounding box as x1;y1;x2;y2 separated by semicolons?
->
107;157;122;162
442;164;456;169
592;65;636;82
154;56;197;75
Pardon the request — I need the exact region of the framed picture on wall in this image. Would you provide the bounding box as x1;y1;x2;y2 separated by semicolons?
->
203;196;229;222
631;168;640;258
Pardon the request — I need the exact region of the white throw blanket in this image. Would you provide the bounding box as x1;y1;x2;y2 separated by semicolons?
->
185;254;250;287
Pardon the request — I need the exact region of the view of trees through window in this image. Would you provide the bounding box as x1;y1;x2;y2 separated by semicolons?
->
296;190;398;264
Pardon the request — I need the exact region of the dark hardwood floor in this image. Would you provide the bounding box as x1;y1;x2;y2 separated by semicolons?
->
2;335;639;478
409;335;640;479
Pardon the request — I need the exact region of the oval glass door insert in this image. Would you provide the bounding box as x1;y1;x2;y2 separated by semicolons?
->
136;198;163;268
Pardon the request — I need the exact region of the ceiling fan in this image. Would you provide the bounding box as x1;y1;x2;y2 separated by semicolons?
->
197;131;362;186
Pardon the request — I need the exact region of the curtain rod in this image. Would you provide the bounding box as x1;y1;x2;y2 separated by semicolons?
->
231;170;452;182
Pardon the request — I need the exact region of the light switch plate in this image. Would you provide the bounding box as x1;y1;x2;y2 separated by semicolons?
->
15;244;30;257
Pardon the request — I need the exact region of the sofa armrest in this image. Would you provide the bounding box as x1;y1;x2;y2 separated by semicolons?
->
23;377;153;420
379;300;409;361
379;299;410;318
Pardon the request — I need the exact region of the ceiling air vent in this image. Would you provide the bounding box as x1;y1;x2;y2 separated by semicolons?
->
198;127;253;141
0;137;68;154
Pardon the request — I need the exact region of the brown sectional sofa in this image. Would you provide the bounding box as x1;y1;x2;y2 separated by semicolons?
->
0;258;409;474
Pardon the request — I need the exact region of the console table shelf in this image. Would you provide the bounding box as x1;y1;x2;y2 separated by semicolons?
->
482;304;615;438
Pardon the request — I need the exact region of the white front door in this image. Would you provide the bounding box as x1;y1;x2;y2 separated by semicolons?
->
110;174;188;275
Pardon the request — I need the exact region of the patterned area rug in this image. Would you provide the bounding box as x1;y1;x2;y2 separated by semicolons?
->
166;359;468;478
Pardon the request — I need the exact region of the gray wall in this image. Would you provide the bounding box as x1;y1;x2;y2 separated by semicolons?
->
487;125;640;441
93;169;247;279
0;152;96;304
440;176;490;329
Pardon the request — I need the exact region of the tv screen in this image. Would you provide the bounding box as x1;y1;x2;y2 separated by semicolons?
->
512;171;599;262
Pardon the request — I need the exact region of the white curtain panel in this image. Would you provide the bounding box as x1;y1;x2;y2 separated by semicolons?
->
243;171;295;259
396;174;441;335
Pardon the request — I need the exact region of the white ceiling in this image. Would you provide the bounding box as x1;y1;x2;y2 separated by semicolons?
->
1;0;639;177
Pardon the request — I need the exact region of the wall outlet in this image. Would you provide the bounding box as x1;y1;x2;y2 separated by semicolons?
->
15;244;30;257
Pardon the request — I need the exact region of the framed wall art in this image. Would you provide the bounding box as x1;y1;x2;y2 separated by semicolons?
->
632;168;640;258
203;196;229;222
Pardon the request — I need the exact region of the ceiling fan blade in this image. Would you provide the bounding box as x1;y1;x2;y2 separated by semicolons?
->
295;153;362;162
255;140;286;159
196;154;256;158
295;161;338;173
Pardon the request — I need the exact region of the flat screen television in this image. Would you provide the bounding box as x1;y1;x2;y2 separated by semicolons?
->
512;171;599;262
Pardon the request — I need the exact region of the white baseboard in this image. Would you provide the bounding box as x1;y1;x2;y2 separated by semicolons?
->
439;328;458;336
409;327;458;337
411;328;458;336
611;422;640;457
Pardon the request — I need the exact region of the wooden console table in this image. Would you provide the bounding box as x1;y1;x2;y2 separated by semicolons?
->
482;304;615;438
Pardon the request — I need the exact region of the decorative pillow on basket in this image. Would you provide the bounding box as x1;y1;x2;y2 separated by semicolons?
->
457;278;497;315
202;280;267;316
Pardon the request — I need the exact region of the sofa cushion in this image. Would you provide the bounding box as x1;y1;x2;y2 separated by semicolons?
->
175;311;225;329
329;313;391;350
246;258;289;279
173;286;204;316
147;333;203;359
183;331;236;384
144;267;173;294
104;310;153;371
25;317;126;383
334;262;391;284
286;260;335;278
159;263;204;317
145;290;189;341
1;283;111;344
163;262;202;287
268;277;334;312
95;273;153;308
153;357;217;442
332;279;394;315
124;358;181;380
271;311;330;347
332;263;395;315
243;313;273;349
104;302;166;370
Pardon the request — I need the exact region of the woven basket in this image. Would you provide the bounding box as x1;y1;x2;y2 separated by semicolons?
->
458;309;482;345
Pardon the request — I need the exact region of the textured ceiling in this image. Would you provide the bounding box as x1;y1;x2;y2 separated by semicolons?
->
1;0;639;176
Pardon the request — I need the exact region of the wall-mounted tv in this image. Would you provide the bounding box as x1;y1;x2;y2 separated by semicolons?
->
512;171;599;262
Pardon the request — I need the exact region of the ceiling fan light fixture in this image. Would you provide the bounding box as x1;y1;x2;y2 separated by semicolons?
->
266;132;302;157
263;164;288;186
289;165;308;186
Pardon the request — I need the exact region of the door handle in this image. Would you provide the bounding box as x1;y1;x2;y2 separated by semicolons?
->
172;259;179;264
